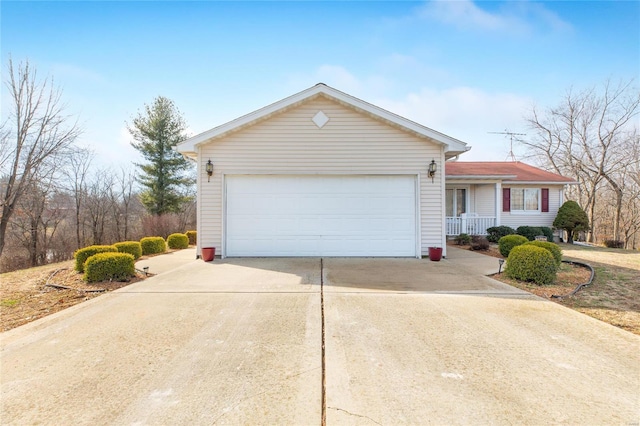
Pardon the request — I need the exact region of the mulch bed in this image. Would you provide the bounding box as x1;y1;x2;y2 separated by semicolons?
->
448;241;594;299
1;266;145;332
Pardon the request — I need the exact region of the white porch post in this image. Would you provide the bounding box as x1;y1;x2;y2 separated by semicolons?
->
495;182;501;226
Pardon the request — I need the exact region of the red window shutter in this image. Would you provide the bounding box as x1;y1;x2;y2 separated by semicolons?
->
541;188;549;212
502;188;510;212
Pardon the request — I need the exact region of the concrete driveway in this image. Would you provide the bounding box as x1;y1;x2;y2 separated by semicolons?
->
1;248;638;425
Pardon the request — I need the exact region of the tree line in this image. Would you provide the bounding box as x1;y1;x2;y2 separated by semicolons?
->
522;79;640;249
2;59;638;272
1;59;195;272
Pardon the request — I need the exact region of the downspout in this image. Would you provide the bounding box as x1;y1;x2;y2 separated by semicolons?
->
195;146;202;258
441;149;447;257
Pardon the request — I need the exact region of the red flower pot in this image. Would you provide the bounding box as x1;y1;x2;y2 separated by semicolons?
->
202;247;215;262
428;247;442;261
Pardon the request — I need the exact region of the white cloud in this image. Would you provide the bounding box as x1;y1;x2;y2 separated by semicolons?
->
315;65;362;92
417;0;572;35
286;65;393;99
419;0;509;31
50;63;105;84
95;126;142;166
375;86;532;160
289;64;532;161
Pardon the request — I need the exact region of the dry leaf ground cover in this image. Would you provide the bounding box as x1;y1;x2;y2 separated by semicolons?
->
554;244;640;335
0;260;146;332
463;242;640;335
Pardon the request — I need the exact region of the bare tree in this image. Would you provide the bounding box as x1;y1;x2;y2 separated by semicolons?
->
85;169;114;245
523;79;640;243
110;166;137;241
0;58;81;257
11;175;66;267
63;147;93;249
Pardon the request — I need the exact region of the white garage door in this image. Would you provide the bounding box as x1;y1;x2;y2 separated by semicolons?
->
225;175;417;257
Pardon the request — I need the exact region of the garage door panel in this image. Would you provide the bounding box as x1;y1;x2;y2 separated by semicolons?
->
226;175;417;257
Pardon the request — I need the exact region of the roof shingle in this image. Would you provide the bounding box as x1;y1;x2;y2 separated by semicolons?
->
445;161;576;183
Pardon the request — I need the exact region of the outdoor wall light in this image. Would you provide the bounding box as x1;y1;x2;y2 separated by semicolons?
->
498;258;505;274
428;159;437;182
205;159;214;182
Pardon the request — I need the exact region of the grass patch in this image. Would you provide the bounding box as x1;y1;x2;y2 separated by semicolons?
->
486;243;640;335
1;298;20;308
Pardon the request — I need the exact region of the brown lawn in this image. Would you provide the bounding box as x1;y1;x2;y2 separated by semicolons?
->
452;241;640;335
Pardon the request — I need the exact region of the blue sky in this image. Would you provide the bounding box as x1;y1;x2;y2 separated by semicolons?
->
2;1;638;166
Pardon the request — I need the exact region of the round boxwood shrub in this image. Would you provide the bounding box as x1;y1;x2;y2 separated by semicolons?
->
186;230;197;245
524;241;562;266
74;245;118;272
140;237;167;255
498;234;529;258
516;226;554;242
486;226;516;243
505;245;557;285
167;233;189;249
114;241;143;260
84;252;135;283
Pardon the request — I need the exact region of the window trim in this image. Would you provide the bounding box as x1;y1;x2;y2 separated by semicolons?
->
445;186;469;217
510;187;541;214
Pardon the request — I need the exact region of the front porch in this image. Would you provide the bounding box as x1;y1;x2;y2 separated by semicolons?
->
446;181;502;236
446;215;497;236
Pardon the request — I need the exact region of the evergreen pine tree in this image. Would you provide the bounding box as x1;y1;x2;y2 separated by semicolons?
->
129;97;193;215
553;200;589;244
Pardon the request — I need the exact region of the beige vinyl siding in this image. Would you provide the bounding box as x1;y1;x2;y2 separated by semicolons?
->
501;185;564;228
198;96;443;257
474;184;496;216
468;186;476;213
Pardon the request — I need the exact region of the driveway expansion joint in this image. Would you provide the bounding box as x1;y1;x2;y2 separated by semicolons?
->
320;257;326;426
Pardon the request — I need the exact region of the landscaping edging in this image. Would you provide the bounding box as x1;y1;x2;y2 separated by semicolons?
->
551;260;595;299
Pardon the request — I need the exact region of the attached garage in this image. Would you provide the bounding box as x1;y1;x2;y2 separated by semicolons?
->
177;83;470;258
225;175;417;257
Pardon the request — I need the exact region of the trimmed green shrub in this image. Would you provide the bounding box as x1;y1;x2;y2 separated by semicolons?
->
454;233;472;245
524;241;562;266
84;252;135;283
604;239;624;248
74;245;118;272
167;233;189;249
498;234;529;258
186;230;197;245
114;241;143;260
140;237;167;255
486;226;516;243
470;236;490;251
517;226;554;242
505;245;557;285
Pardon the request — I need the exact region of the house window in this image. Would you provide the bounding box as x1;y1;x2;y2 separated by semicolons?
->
446;188;466;217
511;188;540;212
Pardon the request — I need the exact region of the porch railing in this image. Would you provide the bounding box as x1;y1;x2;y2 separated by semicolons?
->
446;216;496;236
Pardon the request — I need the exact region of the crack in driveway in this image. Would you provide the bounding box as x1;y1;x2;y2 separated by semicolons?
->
327;406;382;425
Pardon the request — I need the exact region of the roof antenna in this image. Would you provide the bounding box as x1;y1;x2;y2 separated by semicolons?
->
488;130;526;161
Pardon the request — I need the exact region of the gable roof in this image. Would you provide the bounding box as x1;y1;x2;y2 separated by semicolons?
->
445;161;577;184
177;83;470;158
